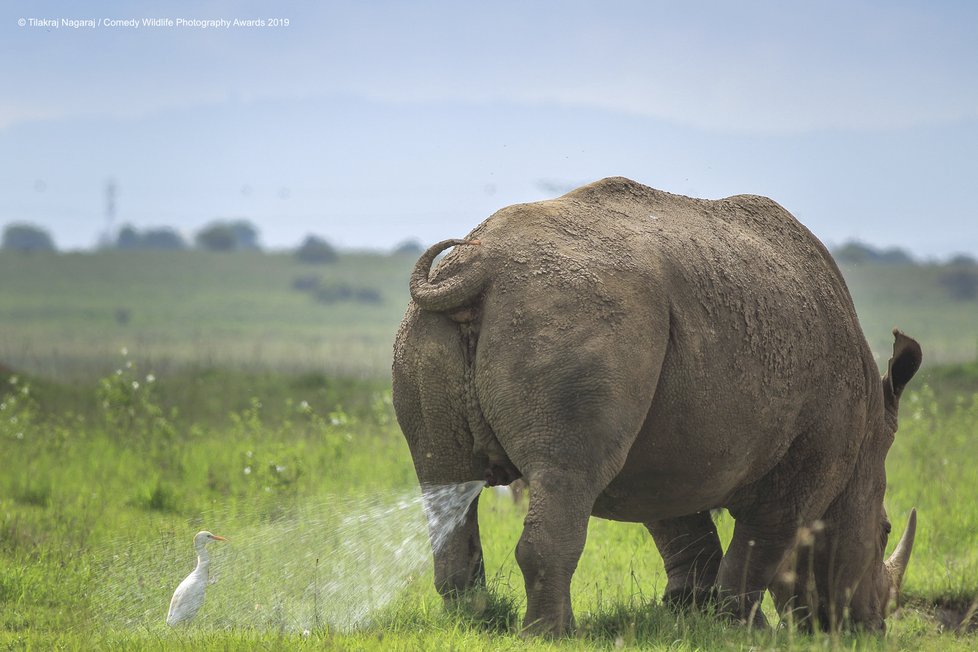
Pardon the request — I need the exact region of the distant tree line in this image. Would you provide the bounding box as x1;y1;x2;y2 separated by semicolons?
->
832;241;917;265
112;219;262;252
1;220;424;258
194;220;260;252
3;220;975;302
116;225;186;250
832;240;977;301
831;240;978;268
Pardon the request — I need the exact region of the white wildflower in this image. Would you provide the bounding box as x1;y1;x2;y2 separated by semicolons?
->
243;466;252;475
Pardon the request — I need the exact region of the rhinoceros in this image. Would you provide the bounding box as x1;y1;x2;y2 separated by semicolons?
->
392;177;920;635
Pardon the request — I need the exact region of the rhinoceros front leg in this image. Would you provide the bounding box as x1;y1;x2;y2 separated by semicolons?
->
646;512;722;609
716;521;796;627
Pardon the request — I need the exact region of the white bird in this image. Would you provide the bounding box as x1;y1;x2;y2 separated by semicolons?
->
166;530;226;626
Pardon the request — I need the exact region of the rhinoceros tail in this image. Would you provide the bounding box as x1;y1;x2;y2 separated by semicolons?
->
409;239;486;313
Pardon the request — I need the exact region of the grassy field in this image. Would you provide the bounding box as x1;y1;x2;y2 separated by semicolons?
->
2;359;978;650
1;250;977;650
0;250;416;379
842;263;978;367
0;251;975;381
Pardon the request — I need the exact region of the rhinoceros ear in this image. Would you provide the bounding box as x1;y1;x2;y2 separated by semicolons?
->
883;329;922;411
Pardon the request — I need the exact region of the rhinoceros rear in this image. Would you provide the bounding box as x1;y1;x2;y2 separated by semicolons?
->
393;177;920;635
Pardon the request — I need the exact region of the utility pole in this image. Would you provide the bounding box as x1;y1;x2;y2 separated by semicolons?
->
100;178;117;248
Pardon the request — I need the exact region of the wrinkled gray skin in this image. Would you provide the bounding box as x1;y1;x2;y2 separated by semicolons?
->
392;177;921;635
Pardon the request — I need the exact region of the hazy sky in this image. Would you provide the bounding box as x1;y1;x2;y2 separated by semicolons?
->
2;1;977;255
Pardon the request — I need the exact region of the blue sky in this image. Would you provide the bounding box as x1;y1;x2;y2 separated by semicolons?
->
2;1;977;255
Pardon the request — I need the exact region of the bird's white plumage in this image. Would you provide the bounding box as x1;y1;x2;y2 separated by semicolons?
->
166;530;225;626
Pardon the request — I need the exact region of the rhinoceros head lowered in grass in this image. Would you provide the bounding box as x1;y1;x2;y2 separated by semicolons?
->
773;329;921;631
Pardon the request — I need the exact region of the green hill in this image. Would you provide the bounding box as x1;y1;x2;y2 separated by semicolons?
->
0;251;974;382
0;250;415;379
841;262;978;370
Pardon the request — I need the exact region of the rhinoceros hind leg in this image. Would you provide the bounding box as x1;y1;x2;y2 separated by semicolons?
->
515;470;598;637
646;511;723;610
430;491;486;602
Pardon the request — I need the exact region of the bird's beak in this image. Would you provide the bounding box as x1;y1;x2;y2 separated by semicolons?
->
210;535;227;541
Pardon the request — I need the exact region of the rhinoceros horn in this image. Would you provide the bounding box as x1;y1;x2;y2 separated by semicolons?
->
410;239;486;312
884;508;917;591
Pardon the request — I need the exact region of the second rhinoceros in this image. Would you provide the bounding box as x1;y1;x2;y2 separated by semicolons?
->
392;177;920;635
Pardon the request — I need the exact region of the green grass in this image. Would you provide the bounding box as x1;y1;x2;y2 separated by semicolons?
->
841;262;978;366
0;252;975;384
0;250;976;648
0;250;417;379
2;363;978;650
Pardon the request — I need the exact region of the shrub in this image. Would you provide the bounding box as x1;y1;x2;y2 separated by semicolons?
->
834;240;914;265
0;375;37;443
2;223;56;252
296;235;338;264
947;253;977;267
116;224;187;250
354;287;382;303
940;268;978;301
314;282;382;305
196;219;261;251
392;239;424;256
142;227;187;250
291;275;321;292
315;283;354;303
96;352;176;447
195;223;236;251
116;225;141;249
228;220;261;250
